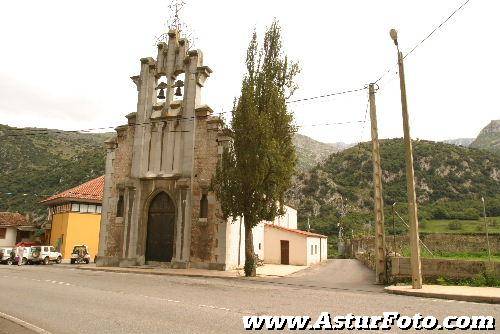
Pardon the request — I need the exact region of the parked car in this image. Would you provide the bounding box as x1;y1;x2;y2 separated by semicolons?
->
9;246;31;265
70;245;91;264
30;246;62;265
0;247;14;265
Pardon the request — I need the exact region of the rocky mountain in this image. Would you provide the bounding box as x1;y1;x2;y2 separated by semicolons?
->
288;138;500;222
443;138;474;147
470;120;500;154
294;133;351;172
0;124;110;215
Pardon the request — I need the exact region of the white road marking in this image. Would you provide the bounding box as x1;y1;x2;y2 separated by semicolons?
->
199;304;231;311
0;310;52;334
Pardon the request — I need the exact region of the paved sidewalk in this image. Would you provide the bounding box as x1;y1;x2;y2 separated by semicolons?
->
385;284;500;304
77;263;306;279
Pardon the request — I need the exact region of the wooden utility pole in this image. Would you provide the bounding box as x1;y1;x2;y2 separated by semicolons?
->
368;83;387;284
391;29;422;289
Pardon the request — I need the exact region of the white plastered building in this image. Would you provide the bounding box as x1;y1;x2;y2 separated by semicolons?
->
224;205;327;269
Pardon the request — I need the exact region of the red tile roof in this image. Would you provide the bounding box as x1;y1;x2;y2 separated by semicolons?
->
0;212;28;227
40;175;105;205
265;223;327;238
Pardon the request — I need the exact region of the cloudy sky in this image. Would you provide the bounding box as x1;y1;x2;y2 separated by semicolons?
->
0;0;497;144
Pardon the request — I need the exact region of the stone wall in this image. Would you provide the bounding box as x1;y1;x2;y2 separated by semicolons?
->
390;256;500;280
187;114;225;268
348;234;500;280
355;251;376;271
101;124;135;259
349;233;500;255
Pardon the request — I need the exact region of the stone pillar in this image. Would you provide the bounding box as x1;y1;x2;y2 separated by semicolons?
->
149;121;164;174
172;178;190;268
131;57;156;178
162;121;174;173
127;181;143;264
97;138;116;261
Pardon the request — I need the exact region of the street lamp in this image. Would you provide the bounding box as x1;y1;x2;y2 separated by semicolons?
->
390;28;423;289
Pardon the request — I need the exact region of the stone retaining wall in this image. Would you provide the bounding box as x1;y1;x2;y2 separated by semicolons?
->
354;251;376;270
349;233;499;255
389;257;500;280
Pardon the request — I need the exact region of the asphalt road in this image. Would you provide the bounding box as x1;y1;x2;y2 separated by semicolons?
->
0;260;498;333
0;318;34;334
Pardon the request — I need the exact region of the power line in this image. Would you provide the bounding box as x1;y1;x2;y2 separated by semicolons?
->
1;118;369;138
1;85;371;137
355;94;371;155
298;120;364;128
286;87;367;104
374;0;472;84
0;116;219;137
403;0;471;60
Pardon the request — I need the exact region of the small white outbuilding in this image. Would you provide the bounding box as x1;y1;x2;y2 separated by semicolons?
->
225;205;328;268
263;223;328;266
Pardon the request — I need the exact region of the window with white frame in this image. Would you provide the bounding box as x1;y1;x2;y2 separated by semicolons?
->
87;204;97;213
80;203;89;213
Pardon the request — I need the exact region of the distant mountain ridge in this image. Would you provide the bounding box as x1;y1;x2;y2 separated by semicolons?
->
470;120;500;153
293;133;351;172
443;138;474;147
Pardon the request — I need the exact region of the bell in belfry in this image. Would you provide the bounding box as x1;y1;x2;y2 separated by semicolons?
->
156;82;168;99
174;80;184;97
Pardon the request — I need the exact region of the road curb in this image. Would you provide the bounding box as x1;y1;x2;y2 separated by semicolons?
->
385;287;500;304
76;266;248;280
0;311;52;334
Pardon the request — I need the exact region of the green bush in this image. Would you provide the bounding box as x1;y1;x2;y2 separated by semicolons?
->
432;207;449;219
448;220;462;230
436;272;500;287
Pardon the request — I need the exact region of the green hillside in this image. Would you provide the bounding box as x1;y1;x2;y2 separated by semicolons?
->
287;139;500;235
0;124;110;215
0;125;350;216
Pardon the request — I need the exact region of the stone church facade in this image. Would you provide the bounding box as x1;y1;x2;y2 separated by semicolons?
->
97;29;326;270
96;29;229;269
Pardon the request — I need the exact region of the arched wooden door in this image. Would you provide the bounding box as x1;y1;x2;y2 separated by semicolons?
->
146;192;175;262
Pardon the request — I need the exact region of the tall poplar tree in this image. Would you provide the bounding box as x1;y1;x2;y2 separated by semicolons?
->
213;20;299;276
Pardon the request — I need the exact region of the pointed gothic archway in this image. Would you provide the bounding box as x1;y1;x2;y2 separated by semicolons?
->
146;192;175;262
